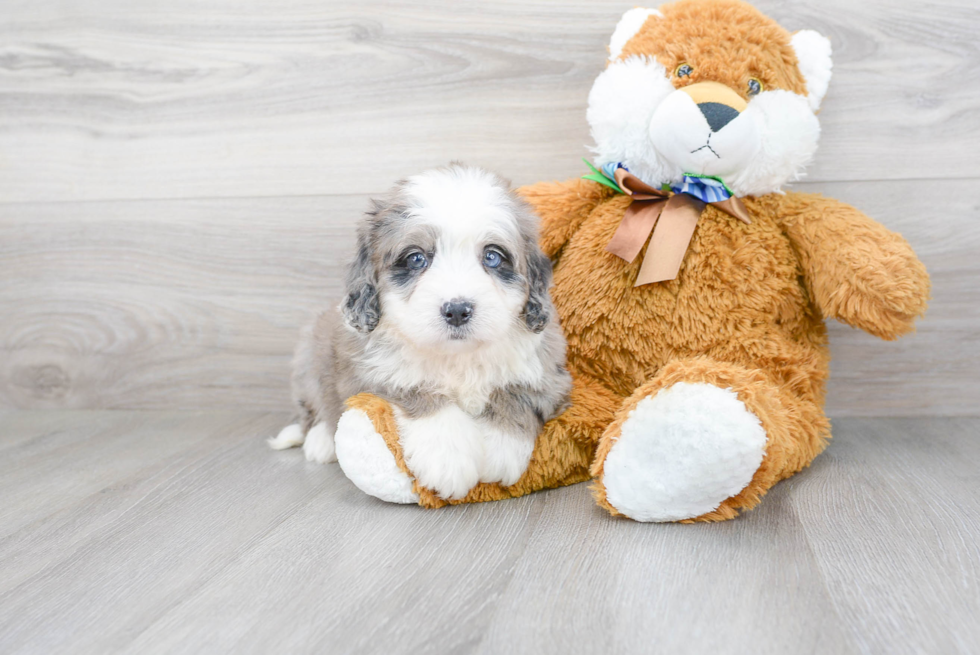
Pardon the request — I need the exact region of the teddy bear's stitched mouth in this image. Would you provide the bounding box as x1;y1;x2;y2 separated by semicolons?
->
689;132;721;159
690;141;721;159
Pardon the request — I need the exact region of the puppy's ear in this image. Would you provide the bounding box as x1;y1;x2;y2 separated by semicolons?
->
342;232;381;333
522;246;553;333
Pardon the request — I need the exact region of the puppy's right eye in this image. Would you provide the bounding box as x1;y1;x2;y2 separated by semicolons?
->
483;249;502;269
406;251;428;270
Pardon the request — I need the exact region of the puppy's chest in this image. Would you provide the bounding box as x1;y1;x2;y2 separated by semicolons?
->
449;387;494;417
415;377;502;420
386;345;544;418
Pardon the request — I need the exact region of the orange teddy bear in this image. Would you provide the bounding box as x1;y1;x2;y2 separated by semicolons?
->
338;0;930;521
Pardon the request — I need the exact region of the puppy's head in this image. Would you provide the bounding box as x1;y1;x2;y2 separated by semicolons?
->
343;164;553;351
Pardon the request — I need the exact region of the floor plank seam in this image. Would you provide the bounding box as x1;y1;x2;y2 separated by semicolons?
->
2;175;978;208
123;483;332;651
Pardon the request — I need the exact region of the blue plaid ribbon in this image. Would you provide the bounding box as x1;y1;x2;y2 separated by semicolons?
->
602;163;732;204
601;162;623;181
671;175;732;203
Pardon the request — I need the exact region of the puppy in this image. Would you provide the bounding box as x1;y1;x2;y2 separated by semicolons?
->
269;164;571;502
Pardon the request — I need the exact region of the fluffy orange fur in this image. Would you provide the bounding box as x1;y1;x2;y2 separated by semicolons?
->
354;0;930;520
620;0;809;98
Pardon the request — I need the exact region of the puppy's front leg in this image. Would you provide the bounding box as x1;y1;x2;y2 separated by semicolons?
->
397;405;484;501
479;426;536;487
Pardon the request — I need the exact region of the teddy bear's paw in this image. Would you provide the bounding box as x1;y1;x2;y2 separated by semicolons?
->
334;409;419;505
600;382;767;522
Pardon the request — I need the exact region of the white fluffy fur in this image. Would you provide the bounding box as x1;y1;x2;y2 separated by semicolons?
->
791;30;833;111
268;421;337;463
334;409;419;504
588;56;678;188
479;423;536;486
267;423;305;450
725;90;821;196
353;328;547;418
607;7;662;61
380;168;528;355
602;382;767;522
397;405;481;500
397;405;535;500
302;421;336;463
588;41;829;195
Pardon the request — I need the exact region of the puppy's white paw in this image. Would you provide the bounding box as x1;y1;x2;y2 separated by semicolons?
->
334;409;419;504
479;426;535;486
267;423;305;450
302;421;337;464
398;405;483;501
601;382;767;522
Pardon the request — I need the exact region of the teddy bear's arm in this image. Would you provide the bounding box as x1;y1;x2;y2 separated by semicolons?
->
517;179;615;258
776;192;930;340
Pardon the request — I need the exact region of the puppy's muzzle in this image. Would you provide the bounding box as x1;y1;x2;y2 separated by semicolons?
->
441;299;474;327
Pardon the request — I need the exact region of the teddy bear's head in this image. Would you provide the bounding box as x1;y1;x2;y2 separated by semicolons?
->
588;0;832;197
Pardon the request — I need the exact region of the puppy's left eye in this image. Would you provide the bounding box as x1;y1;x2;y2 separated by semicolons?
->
747;78;764;96
406;251;428;270
483;248;503;269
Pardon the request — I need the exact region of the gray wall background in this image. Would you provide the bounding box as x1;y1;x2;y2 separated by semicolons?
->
1;0;977;415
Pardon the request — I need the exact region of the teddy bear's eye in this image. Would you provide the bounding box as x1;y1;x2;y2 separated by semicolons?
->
675;63;693;78
747;78;764;96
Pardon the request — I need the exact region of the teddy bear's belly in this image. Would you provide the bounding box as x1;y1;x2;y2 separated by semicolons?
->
552;202;826;397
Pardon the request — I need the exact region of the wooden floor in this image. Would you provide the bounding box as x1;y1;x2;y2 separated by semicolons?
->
2;1;979;653
3;0;979;417
0;411;977;654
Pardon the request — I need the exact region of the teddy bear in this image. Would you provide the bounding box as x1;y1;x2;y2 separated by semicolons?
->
333;0;930;521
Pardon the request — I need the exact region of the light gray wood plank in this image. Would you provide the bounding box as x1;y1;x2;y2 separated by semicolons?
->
0;411;287;593
128;482;854;655
0;0;977;203
802;180;980;417
2;178;976;415
2;412;976;654
0;194;361;411
125;475;551;655
791;417;980;654
477;485;855;655
0;411;321;655
0;410;216;539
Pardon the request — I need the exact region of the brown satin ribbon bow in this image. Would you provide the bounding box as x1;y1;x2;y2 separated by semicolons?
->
605;168;752;286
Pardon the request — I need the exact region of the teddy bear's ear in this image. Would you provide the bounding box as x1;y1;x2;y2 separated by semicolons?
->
790;30;833;111
608;7;663;61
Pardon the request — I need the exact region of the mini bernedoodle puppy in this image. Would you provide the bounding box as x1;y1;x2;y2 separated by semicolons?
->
269;164;571;503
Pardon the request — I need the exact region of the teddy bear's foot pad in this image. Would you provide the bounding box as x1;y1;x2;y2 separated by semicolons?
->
602;382;767;522
335;409;419;504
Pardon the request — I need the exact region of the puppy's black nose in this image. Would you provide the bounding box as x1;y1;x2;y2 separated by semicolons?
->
698;102;740;132
442;300;473;327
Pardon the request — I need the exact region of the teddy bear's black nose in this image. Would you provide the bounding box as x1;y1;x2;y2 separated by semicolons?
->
698;102;740;132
